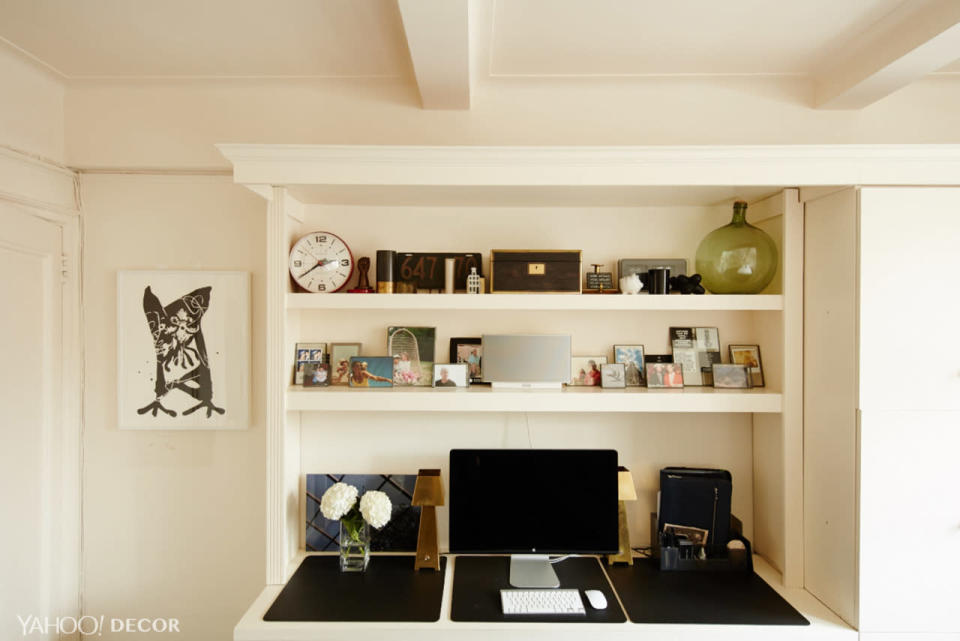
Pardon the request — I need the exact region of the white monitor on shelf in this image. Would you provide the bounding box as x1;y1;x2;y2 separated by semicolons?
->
481;334;571;389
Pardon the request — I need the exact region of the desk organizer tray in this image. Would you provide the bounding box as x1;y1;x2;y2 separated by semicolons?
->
263;555;447;622
606;559;808;625
451;556;626;623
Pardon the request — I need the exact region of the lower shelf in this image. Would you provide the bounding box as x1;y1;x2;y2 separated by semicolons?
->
286;386;782;413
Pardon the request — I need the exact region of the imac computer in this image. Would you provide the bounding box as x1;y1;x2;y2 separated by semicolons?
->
449;449;619;588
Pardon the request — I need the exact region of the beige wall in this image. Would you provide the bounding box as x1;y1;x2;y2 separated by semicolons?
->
81;174;266;640
0;46;64;163
65;74;960;168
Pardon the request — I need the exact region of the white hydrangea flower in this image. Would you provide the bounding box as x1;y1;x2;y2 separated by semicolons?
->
359;490;392;529
320;482;358;521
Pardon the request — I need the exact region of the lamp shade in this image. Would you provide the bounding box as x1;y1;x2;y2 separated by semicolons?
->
617;466;637;501
412;469;444;506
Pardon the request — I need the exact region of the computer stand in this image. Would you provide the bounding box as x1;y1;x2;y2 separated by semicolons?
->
508;554;561;588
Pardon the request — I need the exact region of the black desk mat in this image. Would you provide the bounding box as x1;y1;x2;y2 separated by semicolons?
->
263;555;447;622
606;559;809;625
451;556;626;623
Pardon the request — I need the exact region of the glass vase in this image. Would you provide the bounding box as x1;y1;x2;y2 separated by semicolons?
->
695;201;778;294
339;513;370;572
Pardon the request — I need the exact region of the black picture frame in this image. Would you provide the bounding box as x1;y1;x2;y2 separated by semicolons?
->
728;344;765;387
449;337;483;384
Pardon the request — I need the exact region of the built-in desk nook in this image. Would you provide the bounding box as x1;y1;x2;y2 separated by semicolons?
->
221;145;960;640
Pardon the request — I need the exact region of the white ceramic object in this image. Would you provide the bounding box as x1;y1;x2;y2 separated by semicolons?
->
619;273;643;294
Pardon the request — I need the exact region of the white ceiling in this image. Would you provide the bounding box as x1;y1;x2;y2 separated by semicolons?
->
0;0;411;78
1;0;958;112
490;0;913;75
1;0;956;79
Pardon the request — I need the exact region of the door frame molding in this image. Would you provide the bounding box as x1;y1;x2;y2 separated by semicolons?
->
0;146;83;626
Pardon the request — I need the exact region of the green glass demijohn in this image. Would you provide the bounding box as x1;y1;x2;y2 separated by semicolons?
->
695;201;778;294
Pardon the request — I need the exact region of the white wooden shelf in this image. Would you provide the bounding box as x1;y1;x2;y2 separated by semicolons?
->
286;293;784;312
286;385;782;413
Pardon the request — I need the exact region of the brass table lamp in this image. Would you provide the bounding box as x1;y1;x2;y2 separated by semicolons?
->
412;468;444;571
607;466;638;565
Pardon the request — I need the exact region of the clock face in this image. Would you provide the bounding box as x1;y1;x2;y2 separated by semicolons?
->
289;231;354;293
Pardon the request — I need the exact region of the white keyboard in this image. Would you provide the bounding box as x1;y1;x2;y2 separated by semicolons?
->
500;589;586;615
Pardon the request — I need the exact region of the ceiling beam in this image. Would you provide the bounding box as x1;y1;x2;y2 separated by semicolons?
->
814;0;960;109
397;0;471;110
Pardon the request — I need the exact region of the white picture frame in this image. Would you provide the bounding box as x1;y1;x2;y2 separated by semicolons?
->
117;270;250;429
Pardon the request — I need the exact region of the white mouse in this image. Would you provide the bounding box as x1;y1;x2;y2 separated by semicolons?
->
583;589;608;610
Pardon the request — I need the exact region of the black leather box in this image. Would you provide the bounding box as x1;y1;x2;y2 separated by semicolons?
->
489;250;582;293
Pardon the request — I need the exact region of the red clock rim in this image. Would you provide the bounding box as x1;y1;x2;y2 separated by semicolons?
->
291;231;355;293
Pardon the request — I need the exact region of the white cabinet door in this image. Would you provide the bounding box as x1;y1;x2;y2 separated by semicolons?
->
0;205;63;641
859;188;960;411
859;410;960;633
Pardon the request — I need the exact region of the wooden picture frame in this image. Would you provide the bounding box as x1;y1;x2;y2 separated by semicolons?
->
329;343;361;385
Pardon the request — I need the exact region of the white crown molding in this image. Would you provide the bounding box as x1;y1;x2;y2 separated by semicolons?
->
217;144;960;188
0;146;78;214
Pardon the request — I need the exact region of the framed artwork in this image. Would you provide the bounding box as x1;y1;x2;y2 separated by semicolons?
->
329;343;361;385
601;363;626;388
433;363;468;388
729;344;765;387
294;342;326;384
646;362;684;388
117;270;250;429
348;356;393;388
303;363;330;387
614;345;645;386
712;364;753;389
388;326;436;386
569;356;607;386
449;337;482;383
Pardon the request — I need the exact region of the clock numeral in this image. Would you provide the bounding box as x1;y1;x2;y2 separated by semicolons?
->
317;283;326;292
316;235;327;244
293;260;302;268
340;259;350;267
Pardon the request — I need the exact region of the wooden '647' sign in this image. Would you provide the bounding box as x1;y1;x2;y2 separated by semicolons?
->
397;252;482;290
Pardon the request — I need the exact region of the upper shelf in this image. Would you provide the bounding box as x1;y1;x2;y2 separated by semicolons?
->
287;385;782;413
286;293;783;311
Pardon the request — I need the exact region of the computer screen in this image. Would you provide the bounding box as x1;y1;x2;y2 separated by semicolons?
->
449;449;620;554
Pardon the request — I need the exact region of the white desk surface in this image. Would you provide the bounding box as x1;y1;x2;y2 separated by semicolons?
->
234;554;855;641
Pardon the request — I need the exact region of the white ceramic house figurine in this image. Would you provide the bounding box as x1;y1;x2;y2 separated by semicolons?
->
466;267;482;294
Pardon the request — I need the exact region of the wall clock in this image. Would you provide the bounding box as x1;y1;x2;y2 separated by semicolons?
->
288;231;354;293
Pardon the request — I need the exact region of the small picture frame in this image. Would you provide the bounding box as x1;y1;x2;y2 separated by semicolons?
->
712;363;752;389
729;344;764;387
388;326;436;387
303;362;330;387
348;356;393;388
294;342;326;384
329;343;361;385
433;363;468;388
601;363;626;388
449;337;482;383
614;345;645;386
646;362;684;388
569;356;608;386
